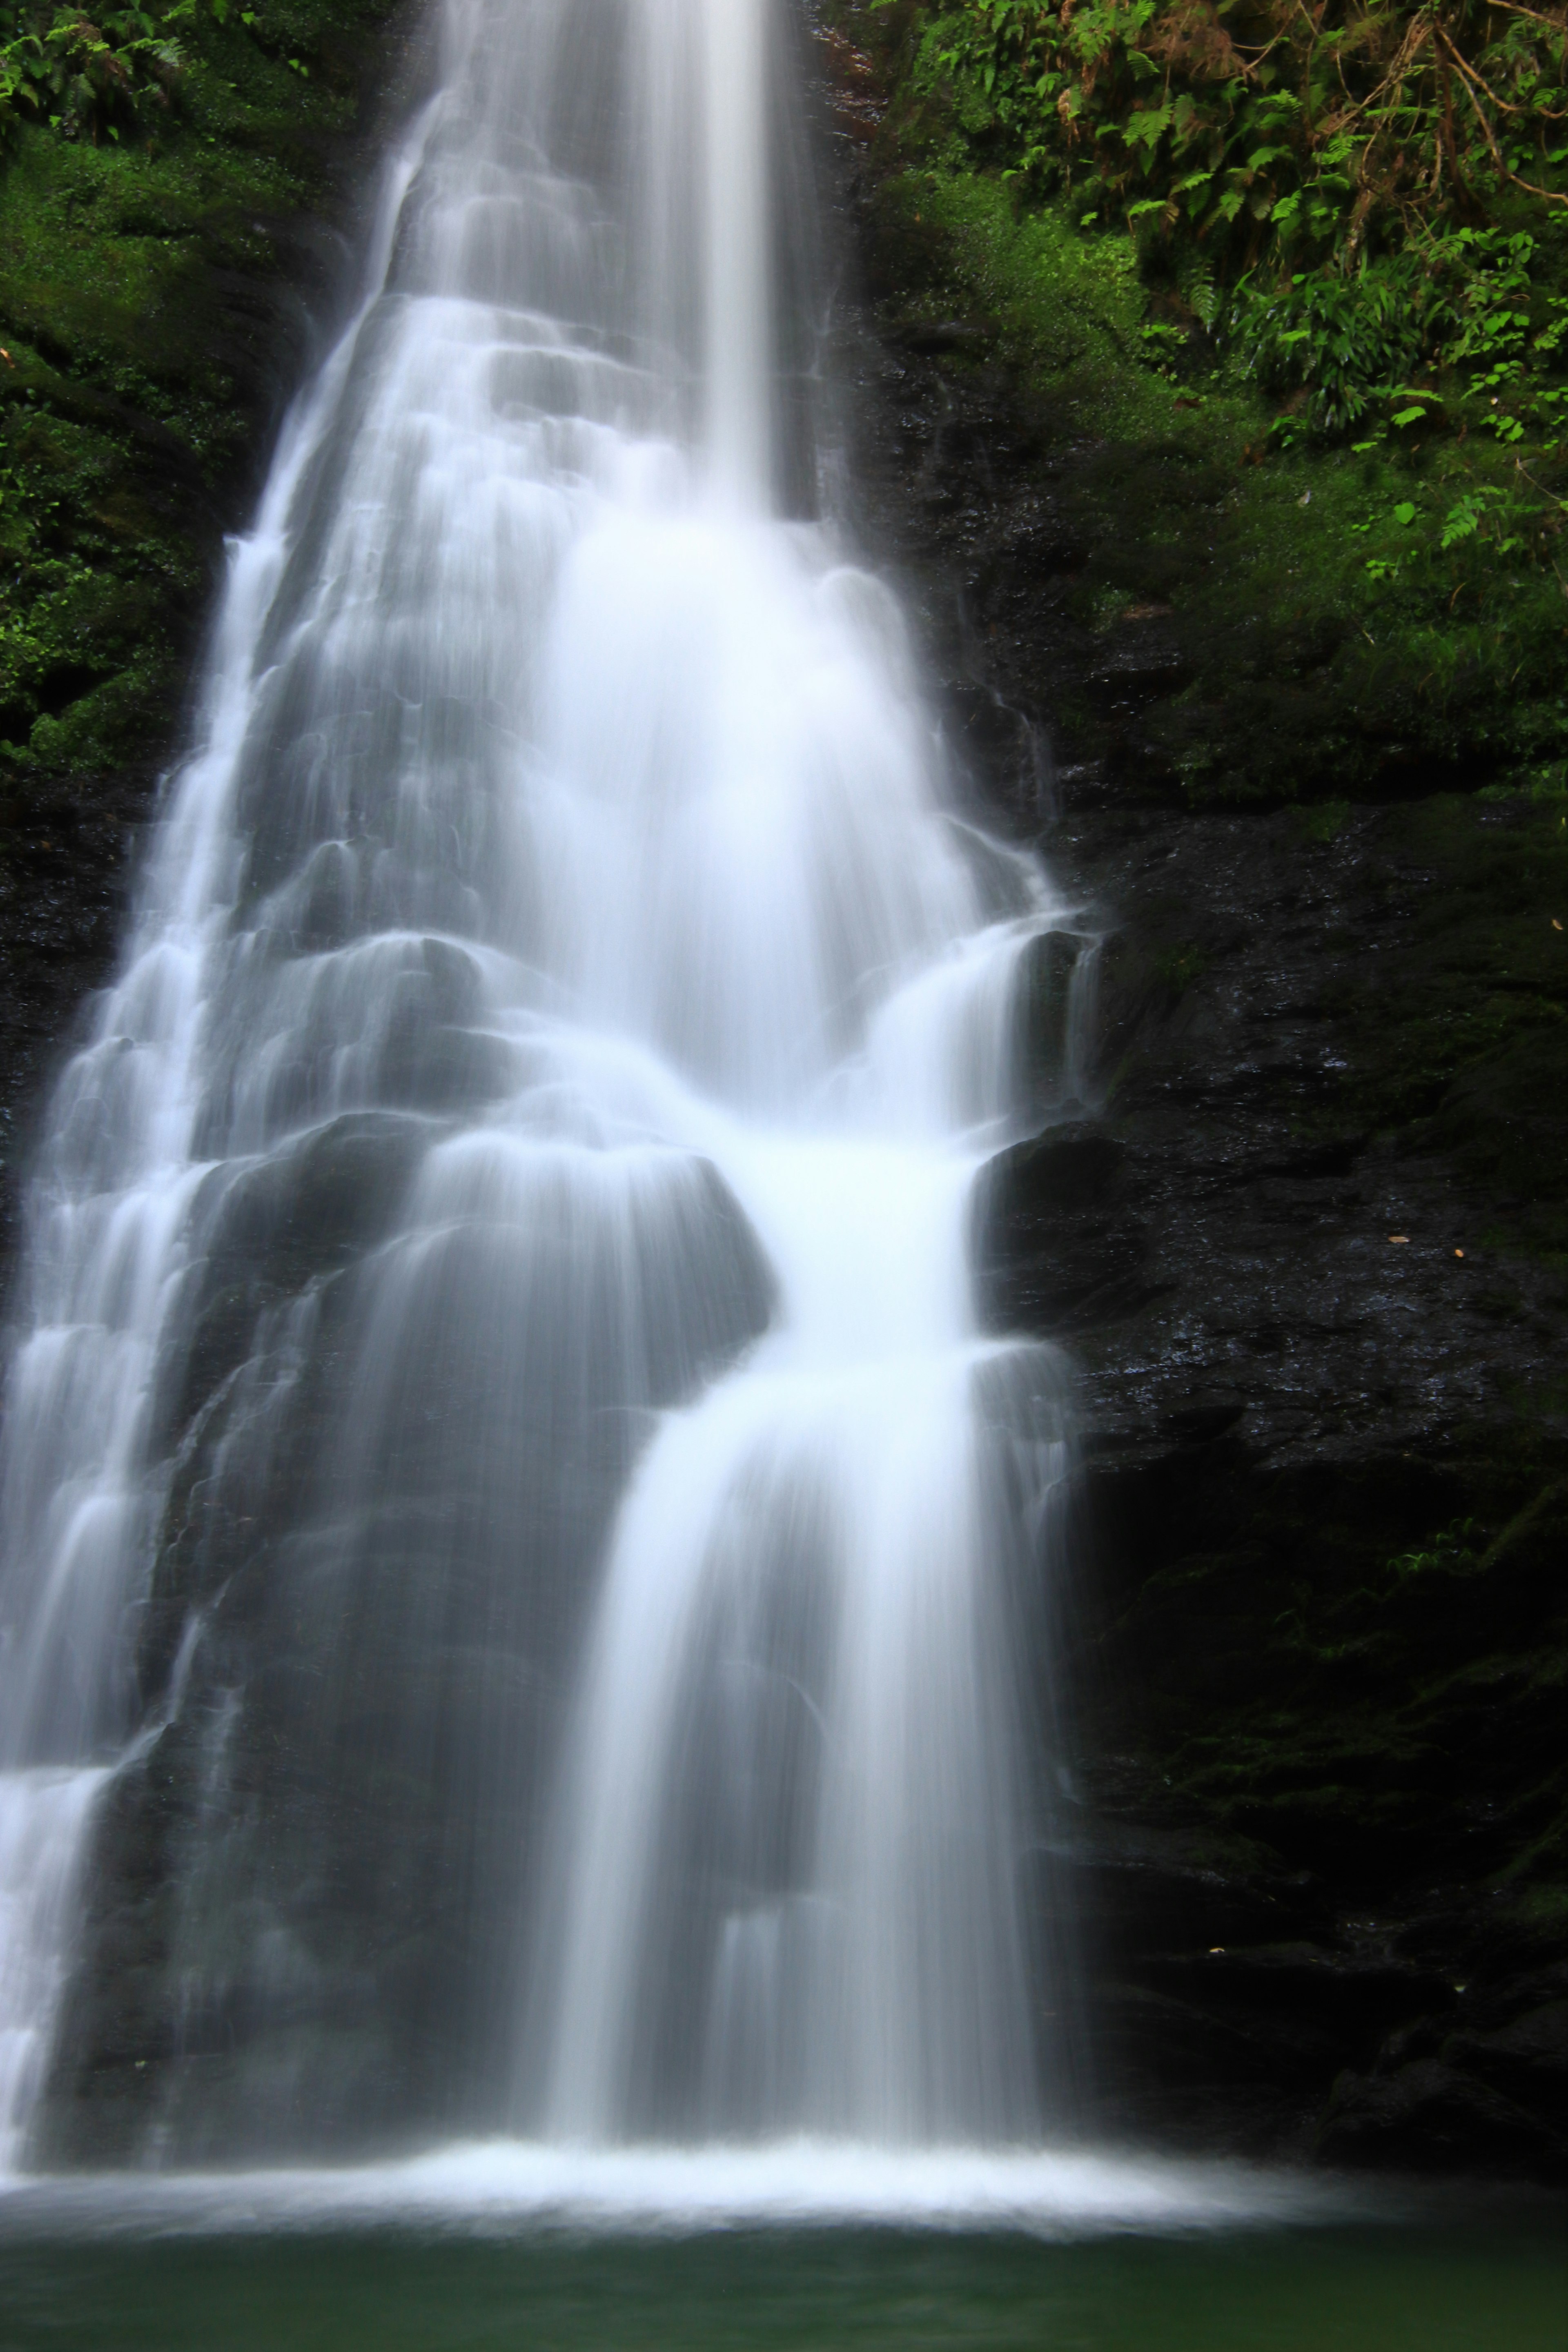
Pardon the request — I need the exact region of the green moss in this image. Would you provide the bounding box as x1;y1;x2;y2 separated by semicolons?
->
1293;799;1352;844
871;168;1147;392
1080;1441;1567;1929
1511;1882;1568;1925
1152;941;1209;996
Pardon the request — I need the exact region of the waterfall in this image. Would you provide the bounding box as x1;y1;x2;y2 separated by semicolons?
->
0;0;1092;2172
703;0;772;504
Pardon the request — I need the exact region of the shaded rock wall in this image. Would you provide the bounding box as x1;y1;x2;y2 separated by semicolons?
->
817;4;1567;2182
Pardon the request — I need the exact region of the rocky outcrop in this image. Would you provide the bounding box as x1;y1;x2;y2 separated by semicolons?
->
817;12;1568;2180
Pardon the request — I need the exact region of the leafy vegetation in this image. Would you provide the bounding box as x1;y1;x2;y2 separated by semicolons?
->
0;0;402;791
878;1;1568;590
830;0;1568;800
1388;1515;1481;1577
900;0;1566;248
0;0;330;154
0;0;214;151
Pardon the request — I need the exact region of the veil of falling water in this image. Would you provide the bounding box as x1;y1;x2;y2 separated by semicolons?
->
0;0;1095;2171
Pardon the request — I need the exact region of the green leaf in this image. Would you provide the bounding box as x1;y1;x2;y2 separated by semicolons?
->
1440;506;1476;550
1391;407;1427;427
1392;501;1417;526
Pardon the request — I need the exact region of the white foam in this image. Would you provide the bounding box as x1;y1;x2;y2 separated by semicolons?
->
0;2139;1352;2241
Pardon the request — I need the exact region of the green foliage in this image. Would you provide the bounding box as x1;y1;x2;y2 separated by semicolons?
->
895;1;1568;443
0;0;402;786
0;0;223;149
0;362;194;776
1388;1517;1482;1578
1231;254;1442;435
900;0;1568;266
0;0;340;156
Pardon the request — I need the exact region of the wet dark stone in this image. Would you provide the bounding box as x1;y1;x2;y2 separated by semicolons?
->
971;1128;1157;1335
154;1109;434;1452
1316;2042;1568;2179
40;1138;778;2167
814;23;1568;2181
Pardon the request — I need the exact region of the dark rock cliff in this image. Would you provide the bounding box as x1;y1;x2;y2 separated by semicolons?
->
817;9;1567;2182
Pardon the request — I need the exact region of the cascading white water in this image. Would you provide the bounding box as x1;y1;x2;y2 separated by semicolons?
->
704;0;772;503
0;0;1092;2172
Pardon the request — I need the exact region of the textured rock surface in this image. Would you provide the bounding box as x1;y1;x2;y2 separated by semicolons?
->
817;15;1568;2180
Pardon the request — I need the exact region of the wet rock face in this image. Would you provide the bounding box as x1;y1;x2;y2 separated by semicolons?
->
974;801;1567;1472
815;47;1567;2182
38;1125;778;2167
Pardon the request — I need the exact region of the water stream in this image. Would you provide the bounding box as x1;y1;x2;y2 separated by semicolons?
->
0;0;1098;2178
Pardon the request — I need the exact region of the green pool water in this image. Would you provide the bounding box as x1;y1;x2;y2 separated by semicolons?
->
1;2211;1561;2352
